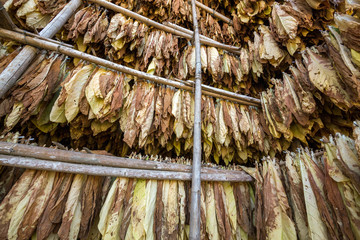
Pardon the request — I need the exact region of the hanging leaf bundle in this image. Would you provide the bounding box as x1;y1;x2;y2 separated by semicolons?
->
4;0;68;30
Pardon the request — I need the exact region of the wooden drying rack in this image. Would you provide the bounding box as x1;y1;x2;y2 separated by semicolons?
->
0;142;252;182
0;1;254;239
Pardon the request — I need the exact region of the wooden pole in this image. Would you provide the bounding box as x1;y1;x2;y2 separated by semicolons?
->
195;1;232;25
0;142;253;182
0;2;16;30
0;28;261;106
189;0;202;237
13;28;74;48
174;78;261;105
0;154;252;182
163;21;222;43
88;0;240;55
0;0;82;99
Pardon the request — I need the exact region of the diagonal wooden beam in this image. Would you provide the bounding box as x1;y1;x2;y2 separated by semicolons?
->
0;0;82;99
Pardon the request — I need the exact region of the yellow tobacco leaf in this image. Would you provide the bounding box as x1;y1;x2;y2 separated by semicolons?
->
205;182;220;240
223;182;237;237
144;180;157;240
131;179;147;240
64;64;94;122
272;3;298;39
299;157;329;240
103;178;128;240
5;102;24;131
98;178;119;235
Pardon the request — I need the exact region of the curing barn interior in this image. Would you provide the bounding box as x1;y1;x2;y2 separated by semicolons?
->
0;0;359;239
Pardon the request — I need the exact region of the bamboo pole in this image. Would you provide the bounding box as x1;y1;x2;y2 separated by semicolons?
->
0;154;252;182
0;142;253;182
0;0;81;99
189;0;202;236
88;0;241;55
195;1;232;25
0;28;261;106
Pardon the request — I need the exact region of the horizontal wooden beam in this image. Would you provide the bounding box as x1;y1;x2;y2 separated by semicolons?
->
0;154;253;182
195;1;232;25
0;142;253;182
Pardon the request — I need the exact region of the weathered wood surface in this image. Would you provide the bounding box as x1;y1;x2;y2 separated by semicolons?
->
189;0;203;236
0;154;253;182
195;1;232;25
0;142;253;182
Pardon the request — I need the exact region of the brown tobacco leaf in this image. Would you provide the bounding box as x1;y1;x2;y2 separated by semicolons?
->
335;134;360;193
78;176;103;239
143;31;159;67
165;180;179;239
43;56;63;102
282;73;309;126
233;183;252;236
123;83;144;147
200;184;208;240
17;171;56;240
37;173;73;240
137;84;156;148
305;0;329;10
154;180;163;240
151;87;163;134
302;150;340;240
335;14;360;52
77;7;94;35
99;71;116;98
162;33;173;60
285;0;313;29
271;2;299;41
68;7;89;40
213;182;231;240
0;170;36;238
58;174;87;240
12;56;49;102
155;31;166;59
273;79;293;128
302;48;352;110
119;178;136;240
289;66;316;116
262;160;297;239
110;73;126;113
0;167;24;203
102;178;129;239
284;153;309;240
324;28;360;105
38;0;67;15
324;156;355;240
250;107;266;152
